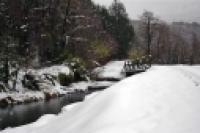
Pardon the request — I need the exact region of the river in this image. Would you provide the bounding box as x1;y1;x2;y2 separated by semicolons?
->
0;94;85;130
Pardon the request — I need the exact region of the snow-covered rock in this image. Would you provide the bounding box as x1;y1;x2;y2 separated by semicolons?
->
68;81;115;91
36;65;71;77
2;65;200;133
0;91;45;107
93;61;125;80
0;65;71;106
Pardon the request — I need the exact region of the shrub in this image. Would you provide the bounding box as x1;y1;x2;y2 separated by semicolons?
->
128;48;145;60
0;83;7;92
90;39;111;62
54;50;74;64
58;73;74;86
68;58;88;81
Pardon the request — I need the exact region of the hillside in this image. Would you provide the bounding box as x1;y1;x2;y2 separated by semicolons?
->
0;0;118;68
0;0;120;100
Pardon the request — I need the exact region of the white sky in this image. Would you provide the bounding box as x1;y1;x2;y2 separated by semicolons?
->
92;0;200;22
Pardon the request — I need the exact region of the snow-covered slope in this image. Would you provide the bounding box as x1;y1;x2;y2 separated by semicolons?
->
2;66;200;133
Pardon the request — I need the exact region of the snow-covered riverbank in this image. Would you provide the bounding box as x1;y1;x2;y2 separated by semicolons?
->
2;65;200;133
0;61;124;107
0;65;73;106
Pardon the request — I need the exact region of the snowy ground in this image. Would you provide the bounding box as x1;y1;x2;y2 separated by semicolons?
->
93;61;125;80
2;65;200;133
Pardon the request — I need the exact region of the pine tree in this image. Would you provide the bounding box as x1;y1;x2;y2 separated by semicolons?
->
109;0;134;58
96;0;134;59
0;0;22;87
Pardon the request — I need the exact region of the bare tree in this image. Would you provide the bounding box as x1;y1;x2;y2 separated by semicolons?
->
140;11;156;56
152;21;170;63
190;32;199;64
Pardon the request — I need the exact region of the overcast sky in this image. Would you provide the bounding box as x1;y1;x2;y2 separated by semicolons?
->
92;0;200;22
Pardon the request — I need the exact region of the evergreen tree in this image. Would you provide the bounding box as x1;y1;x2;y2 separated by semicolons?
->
96;0;134;59
0;0;23;87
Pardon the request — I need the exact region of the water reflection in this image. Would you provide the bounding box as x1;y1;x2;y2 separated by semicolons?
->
0;96;71;130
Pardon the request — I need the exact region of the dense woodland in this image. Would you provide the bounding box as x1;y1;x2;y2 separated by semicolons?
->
0;0;200;86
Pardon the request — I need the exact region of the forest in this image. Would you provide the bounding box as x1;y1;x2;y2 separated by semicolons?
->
0;0;200;92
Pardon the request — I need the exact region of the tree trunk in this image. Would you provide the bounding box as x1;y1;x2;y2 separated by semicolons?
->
147;17;151;56
3;58;9;85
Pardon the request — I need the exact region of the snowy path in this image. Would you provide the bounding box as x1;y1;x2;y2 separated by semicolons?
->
1;66;200;133
175;66;200;86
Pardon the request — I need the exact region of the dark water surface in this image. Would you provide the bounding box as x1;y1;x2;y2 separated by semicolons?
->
0;95;83;130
